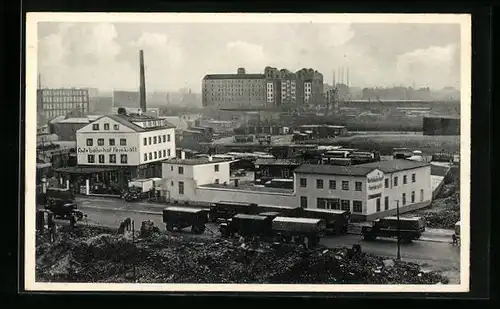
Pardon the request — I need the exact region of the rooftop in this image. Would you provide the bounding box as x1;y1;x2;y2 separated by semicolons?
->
254;158;303;166
105;114;175;132
58;118;90;124
200;180;294;194
204;74;265;80
163;157;230;165
356;159;430;173
273;217;322;224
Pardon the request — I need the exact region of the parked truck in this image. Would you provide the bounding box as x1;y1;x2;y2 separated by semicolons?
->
208;201;259;222
361;216;426;243
219;214;272;238
291;208;351;235
272;216;326;247
162;206;209;234
43;188;84;221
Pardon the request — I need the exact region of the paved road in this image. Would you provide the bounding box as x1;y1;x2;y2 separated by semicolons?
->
72;196;460;284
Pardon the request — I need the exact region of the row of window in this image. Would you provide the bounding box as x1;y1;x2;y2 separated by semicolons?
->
42;89;87;96
43;96;87;103
300;178;363;191
87;154;128;164
87;138;126;146
384;173;417;188
169;164;220;175
144;149;170;161
377;190;425;212
143;134;171;146
299;197;363;213
92;123;120;131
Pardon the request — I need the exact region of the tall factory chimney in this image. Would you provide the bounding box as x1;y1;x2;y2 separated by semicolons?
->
332;70;336;86
340;67;344;84
139;49;147;112
347;67;350;87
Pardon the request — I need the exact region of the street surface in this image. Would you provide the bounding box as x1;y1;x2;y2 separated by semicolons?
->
67;195;461;284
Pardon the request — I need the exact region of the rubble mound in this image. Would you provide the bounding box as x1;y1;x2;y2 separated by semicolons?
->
36;225;450;285
140;220;161;239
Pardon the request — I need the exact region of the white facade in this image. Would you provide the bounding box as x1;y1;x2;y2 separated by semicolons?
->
161;159;231;201
294;164;432;218
304;81;312;104
76;115;176;166
266;82;274;103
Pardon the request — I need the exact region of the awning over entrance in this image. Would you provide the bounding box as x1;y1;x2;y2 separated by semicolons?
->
54;166;119;174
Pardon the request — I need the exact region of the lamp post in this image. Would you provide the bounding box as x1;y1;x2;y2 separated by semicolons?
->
396;199;401;260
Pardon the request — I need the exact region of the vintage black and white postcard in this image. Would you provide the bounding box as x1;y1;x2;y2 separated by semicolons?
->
25;13;471;293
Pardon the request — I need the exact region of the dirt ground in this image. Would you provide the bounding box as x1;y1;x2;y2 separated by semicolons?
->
36;223;451;285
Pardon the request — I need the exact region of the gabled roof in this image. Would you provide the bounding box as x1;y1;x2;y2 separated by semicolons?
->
356;159;430;173
97;114;175;132
294;164;375;176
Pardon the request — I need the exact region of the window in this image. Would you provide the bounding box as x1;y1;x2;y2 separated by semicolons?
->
329;180;336;190
114;124;119;130
353;201;362;213
170;165;173;171
355;181;362;191
163;135;166;143
104;123;110;130
120;139;127;146
341;200;350;211
109;154;116;163
98;154;105;163
88;155;95;163
178;166;184;175
300;196;308;208
144;153;148;161
317;198;326;209
154;136;157;144
300;178;307;187
159;150;162;158
154;152;158;159
215;179;220;184
178;181;184;195
109;138;115;146
411;191;415;203
148;153;152;160
92;124;99;130
384;178;389;188
342;181;349;191
143;138;147;146
165;149;168;157
384;196;389;210
403;175;407;185
148;137;152;145
420;189;424;202
158;135;162;143
394;176;398;187
316;179;324;189
214;164;219;172
167;134;171;142
412;173;416;183
120;154;127;164
376;198;381;212
402;193;406;206
86;138;93;146
97;138;104;146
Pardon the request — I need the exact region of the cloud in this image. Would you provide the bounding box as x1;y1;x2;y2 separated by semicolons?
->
396;44;459;88
224;41;268;72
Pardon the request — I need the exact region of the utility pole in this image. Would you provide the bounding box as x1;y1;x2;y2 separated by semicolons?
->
396;200;401;260
132;220;136;282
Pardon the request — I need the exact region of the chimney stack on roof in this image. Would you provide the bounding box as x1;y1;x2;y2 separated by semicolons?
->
139;50;147;113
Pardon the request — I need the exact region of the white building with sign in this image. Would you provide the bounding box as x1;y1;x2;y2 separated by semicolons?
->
75;111;176;183
293;159;432;221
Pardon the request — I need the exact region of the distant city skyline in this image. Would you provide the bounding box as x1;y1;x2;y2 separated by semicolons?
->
38;22;460;92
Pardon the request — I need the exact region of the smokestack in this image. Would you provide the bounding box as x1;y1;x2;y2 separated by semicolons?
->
139;50;147;112
340;67;344;84
347;67;350;87
332;70;336;86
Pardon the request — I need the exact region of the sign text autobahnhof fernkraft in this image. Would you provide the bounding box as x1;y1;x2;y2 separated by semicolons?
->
77;147;138;154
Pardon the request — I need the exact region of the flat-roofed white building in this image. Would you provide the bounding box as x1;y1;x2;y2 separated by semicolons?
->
293;159;432;221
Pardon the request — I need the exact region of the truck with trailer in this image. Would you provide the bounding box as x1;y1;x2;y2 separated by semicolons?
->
219;214;326;248
256;205;301;217
208;201;259;222
361;216;426;243
43;188;84;221
162;206;209;234
291;208;351;235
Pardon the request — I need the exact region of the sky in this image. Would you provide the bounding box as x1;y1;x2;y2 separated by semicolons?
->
37;22;461;92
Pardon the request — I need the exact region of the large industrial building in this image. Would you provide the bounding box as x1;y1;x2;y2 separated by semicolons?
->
202;67;324;110
37;88;90;120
